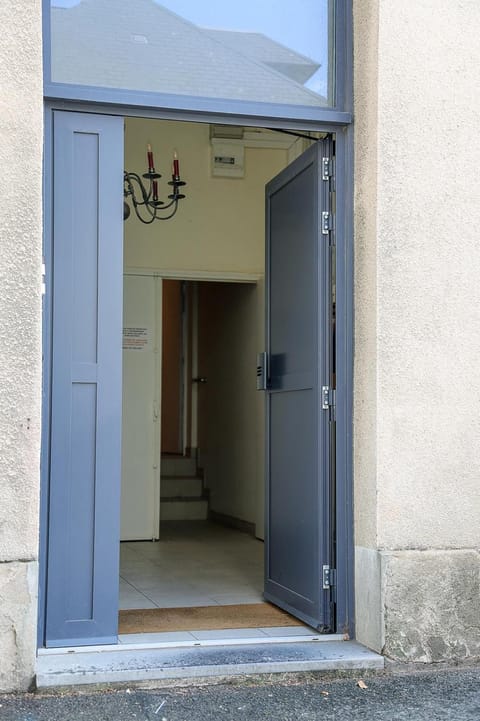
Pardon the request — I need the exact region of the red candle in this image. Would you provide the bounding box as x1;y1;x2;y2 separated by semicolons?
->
147;143;155;172
173;149;179;178
152;180;158;201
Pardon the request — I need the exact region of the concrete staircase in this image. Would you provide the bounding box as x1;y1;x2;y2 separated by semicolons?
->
160;455;208;521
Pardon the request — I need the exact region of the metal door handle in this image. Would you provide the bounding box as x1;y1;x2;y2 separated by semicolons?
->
192;377;207;383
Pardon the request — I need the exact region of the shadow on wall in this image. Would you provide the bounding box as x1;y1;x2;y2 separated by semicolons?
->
197;281;265;538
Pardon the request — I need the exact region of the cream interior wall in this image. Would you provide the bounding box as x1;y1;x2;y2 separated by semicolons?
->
197;282;264;536
124;118;287;275
125;119;287;537
0;0;43;692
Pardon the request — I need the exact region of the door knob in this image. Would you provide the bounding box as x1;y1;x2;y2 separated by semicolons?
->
192;377;207;383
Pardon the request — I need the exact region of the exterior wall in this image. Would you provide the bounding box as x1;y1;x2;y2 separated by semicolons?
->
354;0;480;661
2;0;480;694
0;1;43;692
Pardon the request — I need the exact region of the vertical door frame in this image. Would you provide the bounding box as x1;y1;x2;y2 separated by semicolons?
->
190;281;200;453
334;126;354;636
39;101;354;646
121;272;163;541
181;280;189;456
38;106;54;647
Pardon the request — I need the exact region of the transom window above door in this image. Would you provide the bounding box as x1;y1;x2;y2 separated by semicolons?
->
45;0;350;120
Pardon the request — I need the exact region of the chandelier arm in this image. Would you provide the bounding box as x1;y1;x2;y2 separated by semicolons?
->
124;173;136;205
150;201;179;221
126;171;152;206
128;199;178;224
124;161;184;224
124;172;158;223
132;202;158;224
156;198;177;211
133;209;157;224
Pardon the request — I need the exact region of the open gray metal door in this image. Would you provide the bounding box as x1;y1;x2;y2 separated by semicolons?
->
45;111;124;647
264;139;334;631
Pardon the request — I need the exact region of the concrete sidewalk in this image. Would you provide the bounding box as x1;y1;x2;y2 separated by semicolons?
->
1;667;479;720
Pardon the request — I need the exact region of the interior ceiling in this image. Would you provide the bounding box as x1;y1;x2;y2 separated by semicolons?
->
209;124;324;142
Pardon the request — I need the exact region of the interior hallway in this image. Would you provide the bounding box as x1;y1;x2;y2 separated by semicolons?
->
118;520;319;644
119;521;264;610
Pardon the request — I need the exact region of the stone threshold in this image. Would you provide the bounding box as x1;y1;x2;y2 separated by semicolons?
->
36;638;383;688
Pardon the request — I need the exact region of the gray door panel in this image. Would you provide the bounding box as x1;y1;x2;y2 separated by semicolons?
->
265;141;332;631
45;111;124;647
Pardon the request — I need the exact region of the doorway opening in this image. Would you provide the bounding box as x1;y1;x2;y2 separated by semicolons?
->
120;280;267;619
42;109;342;650
117;116;330;641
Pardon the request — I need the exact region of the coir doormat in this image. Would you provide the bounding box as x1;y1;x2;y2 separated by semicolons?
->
119;603;303;634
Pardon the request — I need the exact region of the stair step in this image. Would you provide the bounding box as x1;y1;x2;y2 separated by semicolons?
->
160;498;208;521
161;477;203;498
37;641;384;688
161;457;197;477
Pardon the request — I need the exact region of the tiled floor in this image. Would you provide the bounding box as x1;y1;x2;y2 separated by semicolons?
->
119;521;264;611
118;624;321;645
118;521;320;644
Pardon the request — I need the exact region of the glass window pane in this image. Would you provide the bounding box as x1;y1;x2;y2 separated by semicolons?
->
50;0;335;108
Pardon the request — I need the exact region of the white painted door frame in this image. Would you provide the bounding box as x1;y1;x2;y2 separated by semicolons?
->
121;272;163;541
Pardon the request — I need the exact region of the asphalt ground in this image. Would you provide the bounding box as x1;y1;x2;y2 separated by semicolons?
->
0;667;479;721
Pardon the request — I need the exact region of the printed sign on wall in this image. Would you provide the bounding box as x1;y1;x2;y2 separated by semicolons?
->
122;327;150;351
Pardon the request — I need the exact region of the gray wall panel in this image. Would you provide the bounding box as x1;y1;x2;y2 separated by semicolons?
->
45;111;124;647
72;133;99;365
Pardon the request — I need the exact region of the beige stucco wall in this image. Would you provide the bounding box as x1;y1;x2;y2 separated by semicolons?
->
354;0;480;660
2;0;480;692
0;0;43;692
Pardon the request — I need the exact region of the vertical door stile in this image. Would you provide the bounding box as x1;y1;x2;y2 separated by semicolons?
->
154;276;163;540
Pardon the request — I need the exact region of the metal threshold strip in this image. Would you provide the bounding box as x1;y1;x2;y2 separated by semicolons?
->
37;635;383;688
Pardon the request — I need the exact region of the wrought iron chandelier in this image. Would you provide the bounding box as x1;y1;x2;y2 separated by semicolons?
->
124;144;186;224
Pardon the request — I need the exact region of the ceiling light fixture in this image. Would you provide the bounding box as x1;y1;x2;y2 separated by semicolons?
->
124;144;186;224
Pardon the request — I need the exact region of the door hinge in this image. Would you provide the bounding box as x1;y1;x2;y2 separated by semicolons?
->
322;385;336;421
322;156;332;181
322;385;335;410
321;210;334;237
322;565;336;590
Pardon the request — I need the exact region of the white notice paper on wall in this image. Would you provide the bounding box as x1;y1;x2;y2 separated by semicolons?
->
123;327;150;351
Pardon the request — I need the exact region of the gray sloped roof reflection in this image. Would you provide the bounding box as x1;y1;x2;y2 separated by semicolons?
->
51;0;327;106
203;29;320;86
